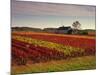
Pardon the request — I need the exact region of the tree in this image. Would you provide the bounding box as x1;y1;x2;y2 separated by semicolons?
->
72;21;81;29
72;21;81;34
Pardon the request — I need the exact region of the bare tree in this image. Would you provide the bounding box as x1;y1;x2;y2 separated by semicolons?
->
72;21;81;34
72;21;81;29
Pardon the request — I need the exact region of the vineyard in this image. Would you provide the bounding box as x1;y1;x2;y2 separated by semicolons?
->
11;32;96;74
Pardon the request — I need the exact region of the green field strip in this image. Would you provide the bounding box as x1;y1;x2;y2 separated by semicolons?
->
11;56;96;74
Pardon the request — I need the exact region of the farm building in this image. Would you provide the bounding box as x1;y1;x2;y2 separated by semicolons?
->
56;26;73;34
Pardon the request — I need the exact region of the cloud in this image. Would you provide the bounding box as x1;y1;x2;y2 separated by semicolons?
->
12;0;96;16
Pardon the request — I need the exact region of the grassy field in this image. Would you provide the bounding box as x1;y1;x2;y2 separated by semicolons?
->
11;56;96;75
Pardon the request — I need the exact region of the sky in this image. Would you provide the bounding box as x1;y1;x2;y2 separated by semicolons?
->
11;0;96;29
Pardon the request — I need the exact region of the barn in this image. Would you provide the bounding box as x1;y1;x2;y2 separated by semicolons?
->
56;26;73;34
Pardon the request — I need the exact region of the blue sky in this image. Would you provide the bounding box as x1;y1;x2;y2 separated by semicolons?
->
12;0;96;29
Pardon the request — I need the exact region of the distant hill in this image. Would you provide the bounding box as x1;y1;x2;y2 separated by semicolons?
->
12;27;58;33
12;27;96;36
84;29;95;31
78;29;96;35
43;28;57;33
12;27;43;32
